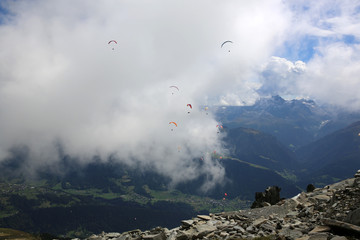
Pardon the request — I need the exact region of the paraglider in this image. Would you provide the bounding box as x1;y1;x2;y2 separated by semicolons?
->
204;106;209;115
108;40;117;50
169;86;179;95
223;192;227;200
169;121;178;131
216;124;223;133
221;40;233;52
187;104;192;113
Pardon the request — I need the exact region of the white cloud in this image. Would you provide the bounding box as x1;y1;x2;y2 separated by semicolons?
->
0;0;292;189
257;1;360;110
258;56;306;97
300;43;360;110
2;0;359;189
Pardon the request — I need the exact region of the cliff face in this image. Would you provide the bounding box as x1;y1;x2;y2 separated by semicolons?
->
83;170;360;240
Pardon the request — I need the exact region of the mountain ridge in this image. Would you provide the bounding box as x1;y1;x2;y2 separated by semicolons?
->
70;169;360;240
216;95;360;149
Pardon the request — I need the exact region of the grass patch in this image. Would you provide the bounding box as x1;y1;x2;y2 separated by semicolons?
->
275;169;298;182
0;228;39;240
224;157;269;170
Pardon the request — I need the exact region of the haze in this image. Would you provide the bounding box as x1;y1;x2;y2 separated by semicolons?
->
0;0;360;189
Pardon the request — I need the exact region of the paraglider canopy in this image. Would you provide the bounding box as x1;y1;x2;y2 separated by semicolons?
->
169;121;177;131
187;104;192;114
108;40;117;50
221;40;233;52
169;86;179;95
169;121;178;127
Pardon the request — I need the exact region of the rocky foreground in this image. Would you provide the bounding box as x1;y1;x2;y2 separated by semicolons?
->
81;170;360;240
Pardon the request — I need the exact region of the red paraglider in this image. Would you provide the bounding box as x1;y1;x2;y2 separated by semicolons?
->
187;104;192;113
108;40;117;50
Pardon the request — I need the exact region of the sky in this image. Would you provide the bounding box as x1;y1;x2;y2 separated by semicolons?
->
0;0;360;190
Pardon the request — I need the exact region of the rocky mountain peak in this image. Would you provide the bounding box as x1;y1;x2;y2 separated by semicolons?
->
83;170;360;240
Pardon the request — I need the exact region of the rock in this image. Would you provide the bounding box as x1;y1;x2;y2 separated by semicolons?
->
180;220;193;227
286;211;299;217
174;231;189;240
104;232;121;238
296;236;310;240
278;227;303;239
330;236;348;240
115;233;130;240
354;169;360;178
312;194;331;202
323;218;360;234
307;184;316;193
142;232;166;240
197;215;211;221
328;178;355;190
167;230;177;240
251;186;281;208
194;225;216;238
308;225;331;234
261;223;276;232
233;225;246;234
345;207;360;226
253;217;267;226
246;225;256;233
308;233;329;240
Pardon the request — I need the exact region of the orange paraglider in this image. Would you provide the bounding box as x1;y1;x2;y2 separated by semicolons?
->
169;122;178;131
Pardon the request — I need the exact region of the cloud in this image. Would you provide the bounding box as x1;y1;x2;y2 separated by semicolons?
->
0;0;293;189
257;1;360;109
3;0;359;190
300;43;360;110
258;56;305;97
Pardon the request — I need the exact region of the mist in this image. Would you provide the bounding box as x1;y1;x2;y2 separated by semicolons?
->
1;0;360;189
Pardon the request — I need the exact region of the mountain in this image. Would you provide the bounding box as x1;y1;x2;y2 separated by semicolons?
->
2;96;359;237
296;121;360;186
223;126;298;171
0;127;303;237
78;170;360;240
216;95;360;149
